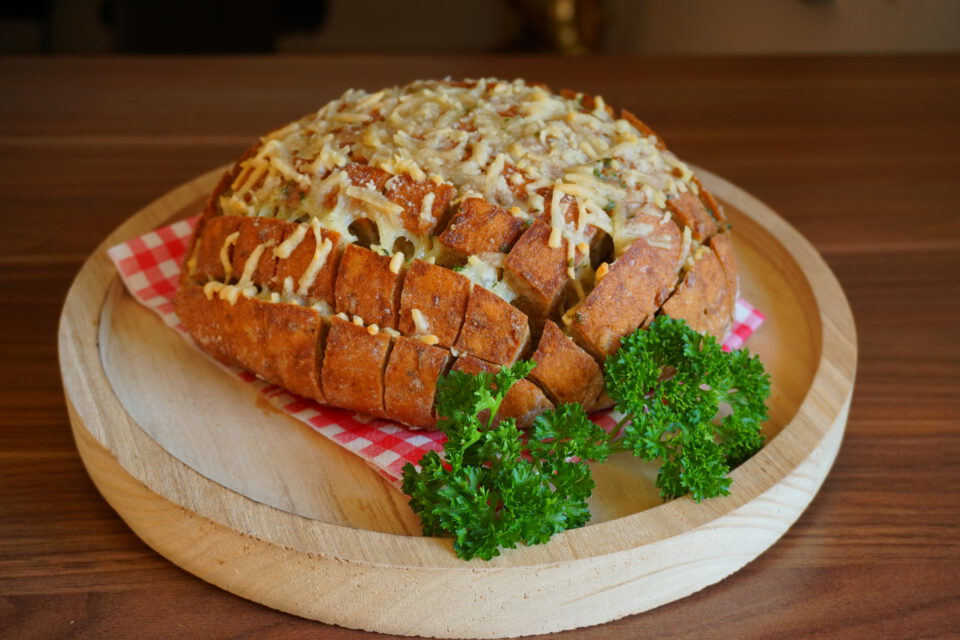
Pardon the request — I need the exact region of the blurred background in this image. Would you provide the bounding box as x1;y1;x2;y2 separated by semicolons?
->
2;0;958;56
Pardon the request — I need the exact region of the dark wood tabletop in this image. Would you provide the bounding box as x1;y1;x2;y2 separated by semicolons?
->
2;54;958;639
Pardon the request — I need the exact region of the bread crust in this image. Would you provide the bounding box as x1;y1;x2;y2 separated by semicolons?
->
385;174;456;237
528;320;604;409
232;217;287;287
334;244;403;328
660;248;734;339
321;317;391;418
454;286;530;366
191;216;242;283
384;336;451;428
569;215;682;358
173;80;740;430
177;284;327;402
260;302;327;402
667;191;718;242
439;198;525;258
397;260;471;348
503;219;569;316
503;192;594;318
273;224;342;305
177;283;262;371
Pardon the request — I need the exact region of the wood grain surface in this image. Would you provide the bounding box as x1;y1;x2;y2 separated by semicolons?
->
3;55;959;639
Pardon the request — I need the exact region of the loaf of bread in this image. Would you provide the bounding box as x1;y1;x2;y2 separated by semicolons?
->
175;79;737;429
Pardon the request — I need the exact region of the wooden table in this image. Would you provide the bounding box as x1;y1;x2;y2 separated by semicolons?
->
3;55;958;639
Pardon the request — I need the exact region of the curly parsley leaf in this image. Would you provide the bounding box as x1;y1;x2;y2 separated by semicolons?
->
605;316;770;502
403;316;770;560
401;361;610;560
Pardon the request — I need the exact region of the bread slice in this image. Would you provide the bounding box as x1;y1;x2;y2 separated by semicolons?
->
568;214;682;358
384;336;451;429
528;320;604;409
397;259;471;348
321;317;391;418
660;245;735;339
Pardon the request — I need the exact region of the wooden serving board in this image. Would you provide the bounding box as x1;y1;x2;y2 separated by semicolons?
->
59;167;856;638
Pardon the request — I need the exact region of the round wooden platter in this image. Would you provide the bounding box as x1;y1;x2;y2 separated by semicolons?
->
59;166;856;639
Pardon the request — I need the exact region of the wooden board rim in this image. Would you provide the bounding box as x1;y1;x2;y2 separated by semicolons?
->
58;166;857;637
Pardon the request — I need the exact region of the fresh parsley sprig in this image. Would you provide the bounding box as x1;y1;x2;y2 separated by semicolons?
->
402;362;610;560
604;316;769;502
402;317;769;560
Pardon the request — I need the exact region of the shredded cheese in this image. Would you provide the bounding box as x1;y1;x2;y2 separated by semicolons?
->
274;222;308;259
410;308;430;335
389;251;404;274
219;231;240;282
210;78;706;316
419;191;436;223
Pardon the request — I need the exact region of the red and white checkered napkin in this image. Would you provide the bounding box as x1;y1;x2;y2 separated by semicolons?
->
107;215;765;489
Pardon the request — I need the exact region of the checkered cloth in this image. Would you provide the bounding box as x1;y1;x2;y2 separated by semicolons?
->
107;215;765;488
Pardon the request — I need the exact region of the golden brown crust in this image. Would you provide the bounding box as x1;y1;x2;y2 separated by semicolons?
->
272;225;342;304
383;337;451;429
454;286;530;366
528;321;604;408
385;174;456;237
176;285;327;402
189;215;242;284
397;260;471;348
503;219;574;316
232;217;286;287
259;301;327;402
660;248;734;339
667;191;718;242
176;284;261;371
708;231;739;334
503;191;595;318
439;198;526;258
334;244;403;327
692;176;727;224
345;163;392;193
321;317;391;418
708;231;737;282
569;216;682;358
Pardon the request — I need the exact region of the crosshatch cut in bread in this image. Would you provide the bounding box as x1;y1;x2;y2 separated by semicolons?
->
175;78;738;430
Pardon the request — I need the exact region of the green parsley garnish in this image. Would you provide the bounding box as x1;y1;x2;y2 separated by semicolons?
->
402;362;610;560
402;317;769;560
604;316;769;502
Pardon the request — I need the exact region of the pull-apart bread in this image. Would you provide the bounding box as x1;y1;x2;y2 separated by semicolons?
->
175;78;738;430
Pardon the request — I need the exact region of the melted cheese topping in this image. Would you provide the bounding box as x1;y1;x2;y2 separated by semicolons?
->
296;220;333;295
274;222;308;259
214;78;703;307
220;231;240;282
220;79;692;250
